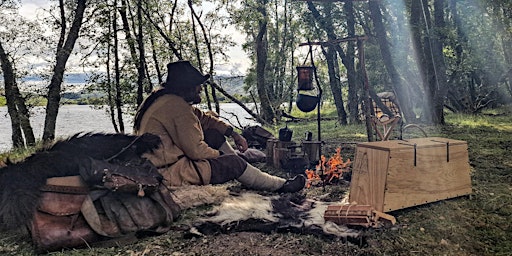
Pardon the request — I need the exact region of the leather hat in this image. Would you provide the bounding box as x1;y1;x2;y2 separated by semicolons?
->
165;60;210;88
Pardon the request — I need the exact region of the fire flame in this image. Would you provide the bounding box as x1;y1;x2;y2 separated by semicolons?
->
305;147;351;188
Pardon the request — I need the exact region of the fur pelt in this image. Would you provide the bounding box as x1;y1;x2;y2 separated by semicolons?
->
168;185;362;242
191;192;361;240
0;132;161;231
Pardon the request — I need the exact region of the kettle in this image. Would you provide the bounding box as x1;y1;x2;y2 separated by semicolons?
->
278;123;293;142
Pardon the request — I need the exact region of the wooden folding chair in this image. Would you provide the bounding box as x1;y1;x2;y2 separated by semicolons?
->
371;92;402;141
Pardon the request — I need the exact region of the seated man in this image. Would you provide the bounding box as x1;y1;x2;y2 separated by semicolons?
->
133;60;305;193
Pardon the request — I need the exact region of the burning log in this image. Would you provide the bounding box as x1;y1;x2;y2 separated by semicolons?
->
305;147;351;188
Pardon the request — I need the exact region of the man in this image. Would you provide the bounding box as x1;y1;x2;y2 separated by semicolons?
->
134;60;305;193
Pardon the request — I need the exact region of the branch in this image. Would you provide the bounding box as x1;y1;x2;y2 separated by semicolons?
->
207;81;269;126
140;6;182;59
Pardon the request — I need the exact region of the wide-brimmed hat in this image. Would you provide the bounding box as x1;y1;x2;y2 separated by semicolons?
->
165;60;210;88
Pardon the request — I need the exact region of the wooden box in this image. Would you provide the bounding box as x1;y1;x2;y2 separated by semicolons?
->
266;139;297;169
349;137;472;212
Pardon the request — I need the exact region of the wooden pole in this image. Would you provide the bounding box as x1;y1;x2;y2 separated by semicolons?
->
358;38;374;142
307;41;323;162
300;36;374;141
299;35;368;46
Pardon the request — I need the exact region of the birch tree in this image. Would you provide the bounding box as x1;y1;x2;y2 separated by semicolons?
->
42;0;87;141
0;2;45;148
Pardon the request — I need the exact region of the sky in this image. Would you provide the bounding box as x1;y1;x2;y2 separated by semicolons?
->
16;0;250;76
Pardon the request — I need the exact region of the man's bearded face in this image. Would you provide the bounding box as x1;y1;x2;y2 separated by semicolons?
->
182;85;202;104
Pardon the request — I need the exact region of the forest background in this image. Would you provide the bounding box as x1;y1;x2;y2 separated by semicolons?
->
1;0;511;150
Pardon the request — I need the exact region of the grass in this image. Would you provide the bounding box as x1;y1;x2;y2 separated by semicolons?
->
1;105;512;255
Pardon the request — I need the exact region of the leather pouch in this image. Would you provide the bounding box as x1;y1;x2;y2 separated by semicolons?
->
80;158;162;197
29;178;100;254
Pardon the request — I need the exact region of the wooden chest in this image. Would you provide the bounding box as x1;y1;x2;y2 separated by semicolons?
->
349;137;472;212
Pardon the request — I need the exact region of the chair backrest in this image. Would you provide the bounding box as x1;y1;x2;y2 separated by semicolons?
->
371;92;402;141
372;92;401;119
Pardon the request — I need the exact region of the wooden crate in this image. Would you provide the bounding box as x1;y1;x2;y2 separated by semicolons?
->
266;140;297;169
349;137;472;212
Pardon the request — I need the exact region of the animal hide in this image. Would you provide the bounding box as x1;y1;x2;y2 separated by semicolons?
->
0;133;161;231
169;185;362;242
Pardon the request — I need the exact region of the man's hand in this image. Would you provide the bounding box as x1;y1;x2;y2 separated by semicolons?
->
232;132;248;153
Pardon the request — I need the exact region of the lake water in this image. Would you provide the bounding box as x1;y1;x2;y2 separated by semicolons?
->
0;103;258;153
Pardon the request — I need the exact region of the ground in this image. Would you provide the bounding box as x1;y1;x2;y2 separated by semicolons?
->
1;108;511;255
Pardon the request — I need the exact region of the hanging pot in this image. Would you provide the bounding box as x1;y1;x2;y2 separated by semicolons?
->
278;123;293;142
296;66;315;90
296;93;318;113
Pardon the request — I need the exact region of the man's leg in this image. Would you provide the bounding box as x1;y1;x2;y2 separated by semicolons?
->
208;155;305;193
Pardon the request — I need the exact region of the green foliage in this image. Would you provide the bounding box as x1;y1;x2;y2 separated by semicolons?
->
229;0;307;112
3;0;510;134
24;94;46;106
440;1;511;113
0;140;43;164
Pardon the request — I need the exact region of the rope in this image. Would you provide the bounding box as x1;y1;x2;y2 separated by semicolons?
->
105;136;143;162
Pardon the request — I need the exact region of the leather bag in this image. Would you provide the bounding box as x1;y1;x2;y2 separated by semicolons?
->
81;185;179;238
29;176;180;253
80;158;162;197
29;178;101;254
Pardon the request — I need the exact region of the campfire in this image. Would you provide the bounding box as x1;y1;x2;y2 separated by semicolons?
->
305;147;351;188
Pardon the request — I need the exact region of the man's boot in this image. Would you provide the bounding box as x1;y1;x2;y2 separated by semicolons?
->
237;164;306;193
275;174;307;193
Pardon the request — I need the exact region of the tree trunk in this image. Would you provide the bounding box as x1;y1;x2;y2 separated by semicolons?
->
255;0;275;123
324;3;347;125
43;0;87;142
409;0;432;123
135;0;147;107
149;31;163;87
430;0;449;124
357;40;374;142
106;5;120;133
0;40;35;148
114;0;125;133
307;2;350;125
369;0;415;122
119;0;145;110
13;84;36;147
410;0;449;124
189;1;211;111
324;46;347;125
189;0;220;114
344;1;359;124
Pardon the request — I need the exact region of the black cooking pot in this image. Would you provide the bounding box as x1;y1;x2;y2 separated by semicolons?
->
279;124;293;142
296;93;318;113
